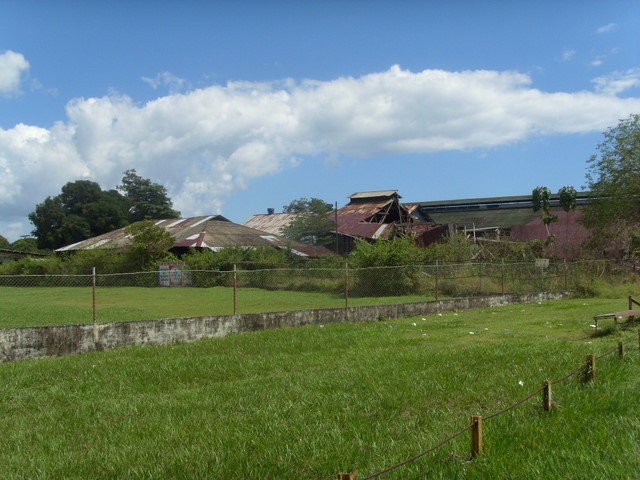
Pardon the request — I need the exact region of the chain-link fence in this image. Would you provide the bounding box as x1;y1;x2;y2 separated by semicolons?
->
0;260;636;328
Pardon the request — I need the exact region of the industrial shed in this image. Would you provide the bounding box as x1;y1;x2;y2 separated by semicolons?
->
56;215;329;257
406;192;592;257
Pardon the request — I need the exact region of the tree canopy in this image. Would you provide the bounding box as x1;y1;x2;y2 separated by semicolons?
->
29;171;180;250
29;180;131;250
582;114;640;254
281;197;335;247
118;169;180;222
0;234;9;248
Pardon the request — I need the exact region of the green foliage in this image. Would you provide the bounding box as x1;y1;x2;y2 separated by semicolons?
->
0;234;9;248
124;220;175;270
558;186;577;212
182;246;294;271
10;237;42;253
422;232;478;263
348;236;424;295
29;180;130;250
583;114;640;255
281;197;335;247
118;169;180;222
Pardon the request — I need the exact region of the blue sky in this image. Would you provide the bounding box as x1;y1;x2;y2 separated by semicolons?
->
1;1;639;241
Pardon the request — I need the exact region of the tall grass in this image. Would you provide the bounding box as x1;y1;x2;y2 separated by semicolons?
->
1;298;638;478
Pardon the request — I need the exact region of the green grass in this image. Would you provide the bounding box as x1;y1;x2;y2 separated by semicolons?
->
0;286;434;328
1;298;639;478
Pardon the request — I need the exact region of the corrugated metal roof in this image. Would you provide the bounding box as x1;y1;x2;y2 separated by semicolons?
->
243;213;298;236
56;215;330;257
348;190;400;200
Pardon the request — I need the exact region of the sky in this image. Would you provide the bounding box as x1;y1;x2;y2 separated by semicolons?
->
1;1;639;242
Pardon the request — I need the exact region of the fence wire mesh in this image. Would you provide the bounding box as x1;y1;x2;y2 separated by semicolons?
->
0;260;636;327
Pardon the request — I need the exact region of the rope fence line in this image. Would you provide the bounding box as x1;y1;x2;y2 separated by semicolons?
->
345;332;638;480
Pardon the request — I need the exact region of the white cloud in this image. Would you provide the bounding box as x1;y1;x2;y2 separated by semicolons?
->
1;65;640;239
141;71;188;93
562;49;576;62
0;50;30;95
596;23;618;34
593;69;640;96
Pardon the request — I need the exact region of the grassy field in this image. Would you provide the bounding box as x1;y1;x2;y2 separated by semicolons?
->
1;297;639;478
0;286;436;328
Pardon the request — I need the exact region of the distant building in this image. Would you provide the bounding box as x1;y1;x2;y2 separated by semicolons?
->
0;248;48;264
57;215;331;257
406;192;592;258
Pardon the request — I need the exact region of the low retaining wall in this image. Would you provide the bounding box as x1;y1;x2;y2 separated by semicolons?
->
0;292;567;363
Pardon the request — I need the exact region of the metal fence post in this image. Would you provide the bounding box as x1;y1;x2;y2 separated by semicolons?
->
344;261;349;311
233;264;237;315
435;260;439;301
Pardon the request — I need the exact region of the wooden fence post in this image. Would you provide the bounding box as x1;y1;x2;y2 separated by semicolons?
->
618;341;624;359
543;380;553;412
471;415;483;458
583;354;596;383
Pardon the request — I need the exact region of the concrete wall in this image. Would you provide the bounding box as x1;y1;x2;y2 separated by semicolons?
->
0;292;567;363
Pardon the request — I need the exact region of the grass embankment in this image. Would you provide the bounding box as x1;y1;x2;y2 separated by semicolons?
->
0;286;433;328
1;298;639;478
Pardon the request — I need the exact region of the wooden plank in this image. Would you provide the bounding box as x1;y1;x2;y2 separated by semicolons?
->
594;309;640;319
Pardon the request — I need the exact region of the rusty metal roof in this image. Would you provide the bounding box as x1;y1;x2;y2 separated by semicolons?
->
243;213;298;236
56;215;329;257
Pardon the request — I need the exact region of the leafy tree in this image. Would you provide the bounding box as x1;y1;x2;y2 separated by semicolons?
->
118;169;180;222
29;180;130;250
583;114;640;254
281;197;335;247
0;234;9;248
532;186;558;243
124;220;175;269
9;238;41;253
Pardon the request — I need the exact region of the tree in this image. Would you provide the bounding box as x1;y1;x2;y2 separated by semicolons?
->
532;186;577;246
0;235;9;248
118;169;180;222
281;197;335;247
10;237;41;253
29;180;130;250
582;114;640;254
532;186;558;243
124;220;175;269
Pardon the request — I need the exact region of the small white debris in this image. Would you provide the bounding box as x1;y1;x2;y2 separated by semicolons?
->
411;322;417;326
421;317;426;321
437;313;443;316
469;331;475;335
453;313;458;316
518;380;524;386
590;324;597;328
484;328;489;331
320;325;324;328
422;333;428;336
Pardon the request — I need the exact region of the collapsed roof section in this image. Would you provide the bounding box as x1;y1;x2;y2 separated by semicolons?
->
56;215;329;257
336;190;413;240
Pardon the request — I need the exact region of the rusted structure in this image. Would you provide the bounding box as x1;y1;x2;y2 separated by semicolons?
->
334;190;416;253
243;211;298;236
57;215;329;257
406;193;592;257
